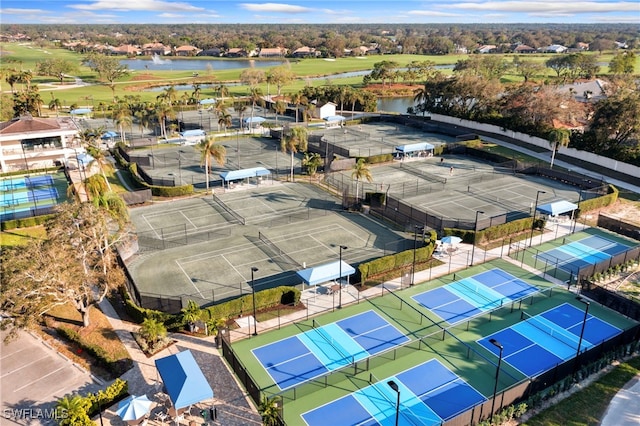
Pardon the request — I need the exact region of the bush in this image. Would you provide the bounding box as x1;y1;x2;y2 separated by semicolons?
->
56;326;125;375
1;213;56;231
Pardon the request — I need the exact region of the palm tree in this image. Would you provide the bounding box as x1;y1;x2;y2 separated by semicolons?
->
281;126;308;182
181;300;201;332
154;102;174;139
48;97;62;117
233;98;248;127
258;396;281;426
548;128;570;169
160;85;178;107
192;83;202;104
218;111;232;133
139;318;167;346
198;136;226;193
111;102;132;144
351;158;373;202
274;100;287;125
291;92;305;124
86;144;113;191
56;394;92;426
249;87;264;129
302;152;322;177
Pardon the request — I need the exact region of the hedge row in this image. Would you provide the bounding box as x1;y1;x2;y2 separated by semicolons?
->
120;285;300;326
112;149;194;197
56;326;130;376
443;216;536;245
359;153;394;164
358;230;437;284
1;213;56;231
0;166;60;178
577;184;618;214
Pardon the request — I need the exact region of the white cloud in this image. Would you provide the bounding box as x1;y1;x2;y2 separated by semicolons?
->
69;0;204;12
1;8;49;15
443;1;640;14
406;10;461;17
240;3;313;13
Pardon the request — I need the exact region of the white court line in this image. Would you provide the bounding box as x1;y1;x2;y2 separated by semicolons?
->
180;210;197;230
0;355;49;378
141;214;161;239
176;260;204;298
221;253;245;282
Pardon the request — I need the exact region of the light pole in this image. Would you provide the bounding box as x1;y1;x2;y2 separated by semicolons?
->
529;190;546;247
236;129;240;168
177;150;184;186
338;245;347;309
251;267;259;336
470;211;485;266
572;190;583;234
489;338;504;423
576;296;590;360
387;380;400;426
411;225;421;286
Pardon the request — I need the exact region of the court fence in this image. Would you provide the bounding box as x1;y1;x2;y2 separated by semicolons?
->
597;213;640;241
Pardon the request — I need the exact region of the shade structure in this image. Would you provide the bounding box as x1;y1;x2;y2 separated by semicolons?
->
75;152;94;167
116;395;154;422
219;167;270;182
297;260;355;286
101;131;118;139
536;200;578;216
441;235;462;245
70;108;92;115
323;115;346;122
395;142;435;153
243;116;266;125
199;98;216;105
155;350;213;410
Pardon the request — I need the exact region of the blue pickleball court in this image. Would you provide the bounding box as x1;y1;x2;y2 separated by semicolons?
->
252;310;409;390
413;268;538;324
302;359;486;426
535;235;632;275
479;303;622;377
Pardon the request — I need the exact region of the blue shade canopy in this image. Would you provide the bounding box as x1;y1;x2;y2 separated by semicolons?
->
101;131;118;139
155;350;214;410
70;108;92;115
297;260;355;286
243;116;266;124
75;152;94;166
395;142;435;153
116;395;153;421
219;167;270;182
323;115;346;122
199;98;216;105
441;236;462;245
536;200;578;216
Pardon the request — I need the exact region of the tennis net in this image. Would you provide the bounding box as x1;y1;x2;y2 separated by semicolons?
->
456;279;500;308
311;319;352;365
258;231;302;270
400;163;447;184
521;311;579;350
211;194;245;225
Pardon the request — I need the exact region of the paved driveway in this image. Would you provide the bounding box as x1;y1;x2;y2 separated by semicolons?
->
1;330;100;425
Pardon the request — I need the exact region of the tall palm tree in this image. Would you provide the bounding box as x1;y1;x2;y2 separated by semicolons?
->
548;128;571;169
351;158;373;202
112;102;132;144
154;102;174;138
281;126;308;182
192;83;202;104
233;98;248;127
248;87;264;129
218;111;232;133
198;136;226;193
291;92;305;124
86;144;113;191
274;100;286;125
161;85;178;107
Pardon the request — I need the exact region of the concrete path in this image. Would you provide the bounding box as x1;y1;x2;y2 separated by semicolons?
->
600;373;640;426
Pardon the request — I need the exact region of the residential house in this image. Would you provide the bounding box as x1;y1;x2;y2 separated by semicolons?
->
226;48;248;57
513;44;536;54
174;45;201;57
0;115;80;172
575;42;590;50
142;42;171;56
477;45;497;54
111;44;141;56
539;44;568;53
292;46;319;58
197;48;222;57
259;47;288;58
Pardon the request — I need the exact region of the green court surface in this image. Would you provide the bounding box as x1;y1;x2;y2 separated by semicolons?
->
230;257;638;425
510;227;640;283
128;183;411;304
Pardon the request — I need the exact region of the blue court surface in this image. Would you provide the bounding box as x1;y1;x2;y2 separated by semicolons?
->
535;235;631;275
479;303;621;377
252;311;409;390
413;268;538;324
302;359;486;426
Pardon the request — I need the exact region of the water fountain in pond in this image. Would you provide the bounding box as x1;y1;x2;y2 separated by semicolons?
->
151;53;171;64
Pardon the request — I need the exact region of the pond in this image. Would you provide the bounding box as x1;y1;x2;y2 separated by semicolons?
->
121;56;287;71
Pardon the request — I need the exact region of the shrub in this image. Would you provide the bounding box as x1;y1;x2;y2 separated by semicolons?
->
56;326;125;375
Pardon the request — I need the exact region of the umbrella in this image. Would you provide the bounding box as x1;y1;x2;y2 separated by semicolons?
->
116;395;154;422
101;131;118;139
69;108;92;115
441;236;462;245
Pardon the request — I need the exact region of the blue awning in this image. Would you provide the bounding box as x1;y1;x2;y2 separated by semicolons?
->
101;131;118;139
323;115;346;122
155;350;213;410
244;117;266;124
297;260;355;286
76;152;94;166
395;142;435;153
199;98;216;105
536;200;578;216
219;167;270;182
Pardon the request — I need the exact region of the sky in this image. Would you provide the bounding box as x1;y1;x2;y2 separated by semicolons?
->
1;0;638;25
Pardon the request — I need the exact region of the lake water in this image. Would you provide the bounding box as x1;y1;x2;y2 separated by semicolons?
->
377;97;416;113
121;57;286;71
